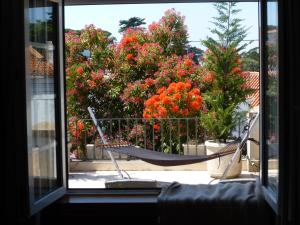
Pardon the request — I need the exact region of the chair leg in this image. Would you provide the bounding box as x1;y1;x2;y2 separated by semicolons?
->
220;146;242;180
220;113;260;181
107;150;125;179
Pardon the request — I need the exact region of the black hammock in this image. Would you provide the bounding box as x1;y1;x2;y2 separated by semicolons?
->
94;142;239;166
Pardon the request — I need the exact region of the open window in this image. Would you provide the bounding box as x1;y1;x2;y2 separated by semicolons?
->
260;0;279;213
20;0;286;219
24;0;66;215
64;0;260;189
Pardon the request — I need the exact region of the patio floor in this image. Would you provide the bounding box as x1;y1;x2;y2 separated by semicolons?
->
68;170;259;188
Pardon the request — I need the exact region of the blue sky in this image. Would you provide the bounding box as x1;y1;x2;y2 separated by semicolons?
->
65;2;259;50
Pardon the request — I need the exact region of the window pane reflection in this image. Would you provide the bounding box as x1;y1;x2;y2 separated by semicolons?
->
266;1;279;196
27;0;59;201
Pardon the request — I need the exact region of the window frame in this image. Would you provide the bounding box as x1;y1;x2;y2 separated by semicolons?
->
2;0;295;223
259;0;280;213
259;0;298;220
24;0;67;216
26;0;286;217
64;0;260;192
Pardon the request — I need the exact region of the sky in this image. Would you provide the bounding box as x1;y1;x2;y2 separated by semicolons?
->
65;2;259;50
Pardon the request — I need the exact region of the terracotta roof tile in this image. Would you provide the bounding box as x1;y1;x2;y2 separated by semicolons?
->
244;71;260;108
29;46;54;76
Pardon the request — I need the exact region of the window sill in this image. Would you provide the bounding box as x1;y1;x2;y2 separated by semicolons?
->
52;189;160;217
62;190;159;204
42;190;160;223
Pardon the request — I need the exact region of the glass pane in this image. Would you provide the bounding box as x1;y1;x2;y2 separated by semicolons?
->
266;1;279;196
27;0;59;201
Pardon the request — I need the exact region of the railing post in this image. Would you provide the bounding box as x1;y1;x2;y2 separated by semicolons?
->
178;119;181;154
186;118;189;155
195;118;198;155
152;119;155;151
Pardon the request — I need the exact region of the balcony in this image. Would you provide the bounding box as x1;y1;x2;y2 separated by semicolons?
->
68;117;262;188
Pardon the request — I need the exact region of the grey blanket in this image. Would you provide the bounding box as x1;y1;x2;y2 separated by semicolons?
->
158;180;274;225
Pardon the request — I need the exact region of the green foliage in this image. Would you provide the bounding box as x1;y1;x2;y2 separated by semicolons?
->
187;46;204;64
208;2;251;52
200;3;253;142
201;94;238;142
200;41;253;142
241;47;259;72
119;17;146;33
30;13;54;42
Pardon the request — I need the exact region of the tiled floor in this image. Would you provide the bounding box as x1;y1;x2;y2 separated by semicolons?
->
68;170;259;188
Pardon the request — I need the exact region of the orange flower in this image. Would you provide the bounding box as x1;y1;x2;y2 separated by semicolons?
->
181;109;189;116
188;91;194;98
76;120;85;130
231;67;241;74
204;71;215;82
178;69;187;77
167;86;175;94
91;72;100;81
171;105;179;113
195;95;202;104
190;101;200;110
157;87;166;94
169;82;177;88
126;53;134;61
131;36;138;42
154;101;160;108
76;67;84;75
151;95;159;101
143;112;149;118
173;93;181;100
158;107;167;117
145;98;155;107
185;82;191;89
176;82;185;91
145;78;155;86
87;80;96;89
153;124;160;130
184;58;193;67
67;89;77;96
143;81;203;119
162;96;172;105
192;88;200;95
121;36;133;46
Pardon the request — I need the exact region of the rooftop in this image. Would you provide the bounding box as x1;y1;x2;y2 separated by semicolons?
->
245;71;260;108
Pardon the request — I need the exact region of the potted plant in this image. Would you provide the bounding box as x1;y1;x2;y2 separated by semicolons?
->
200;42;253;178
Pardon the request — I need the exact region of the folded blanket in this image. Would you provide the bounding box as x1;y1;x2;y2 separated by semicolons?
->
158;180;274;225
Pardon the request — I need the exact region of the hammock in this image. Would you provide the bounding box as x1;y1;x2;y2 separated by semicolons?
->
96;142;239;166
87;107;259;179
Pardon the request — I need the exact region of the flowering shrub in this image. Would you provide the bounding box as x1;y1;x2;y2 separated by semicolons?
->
122;54;203;117
66;25;122;156
148;9;188;56
142;81;203;154
143;81;202;119
68;117;96;158
114;9;190;118
154;54;202;89
65;9;225;156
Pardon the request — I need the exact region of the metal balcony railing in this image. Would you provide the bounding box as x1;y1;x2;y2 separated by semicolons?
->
68;117;245;160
